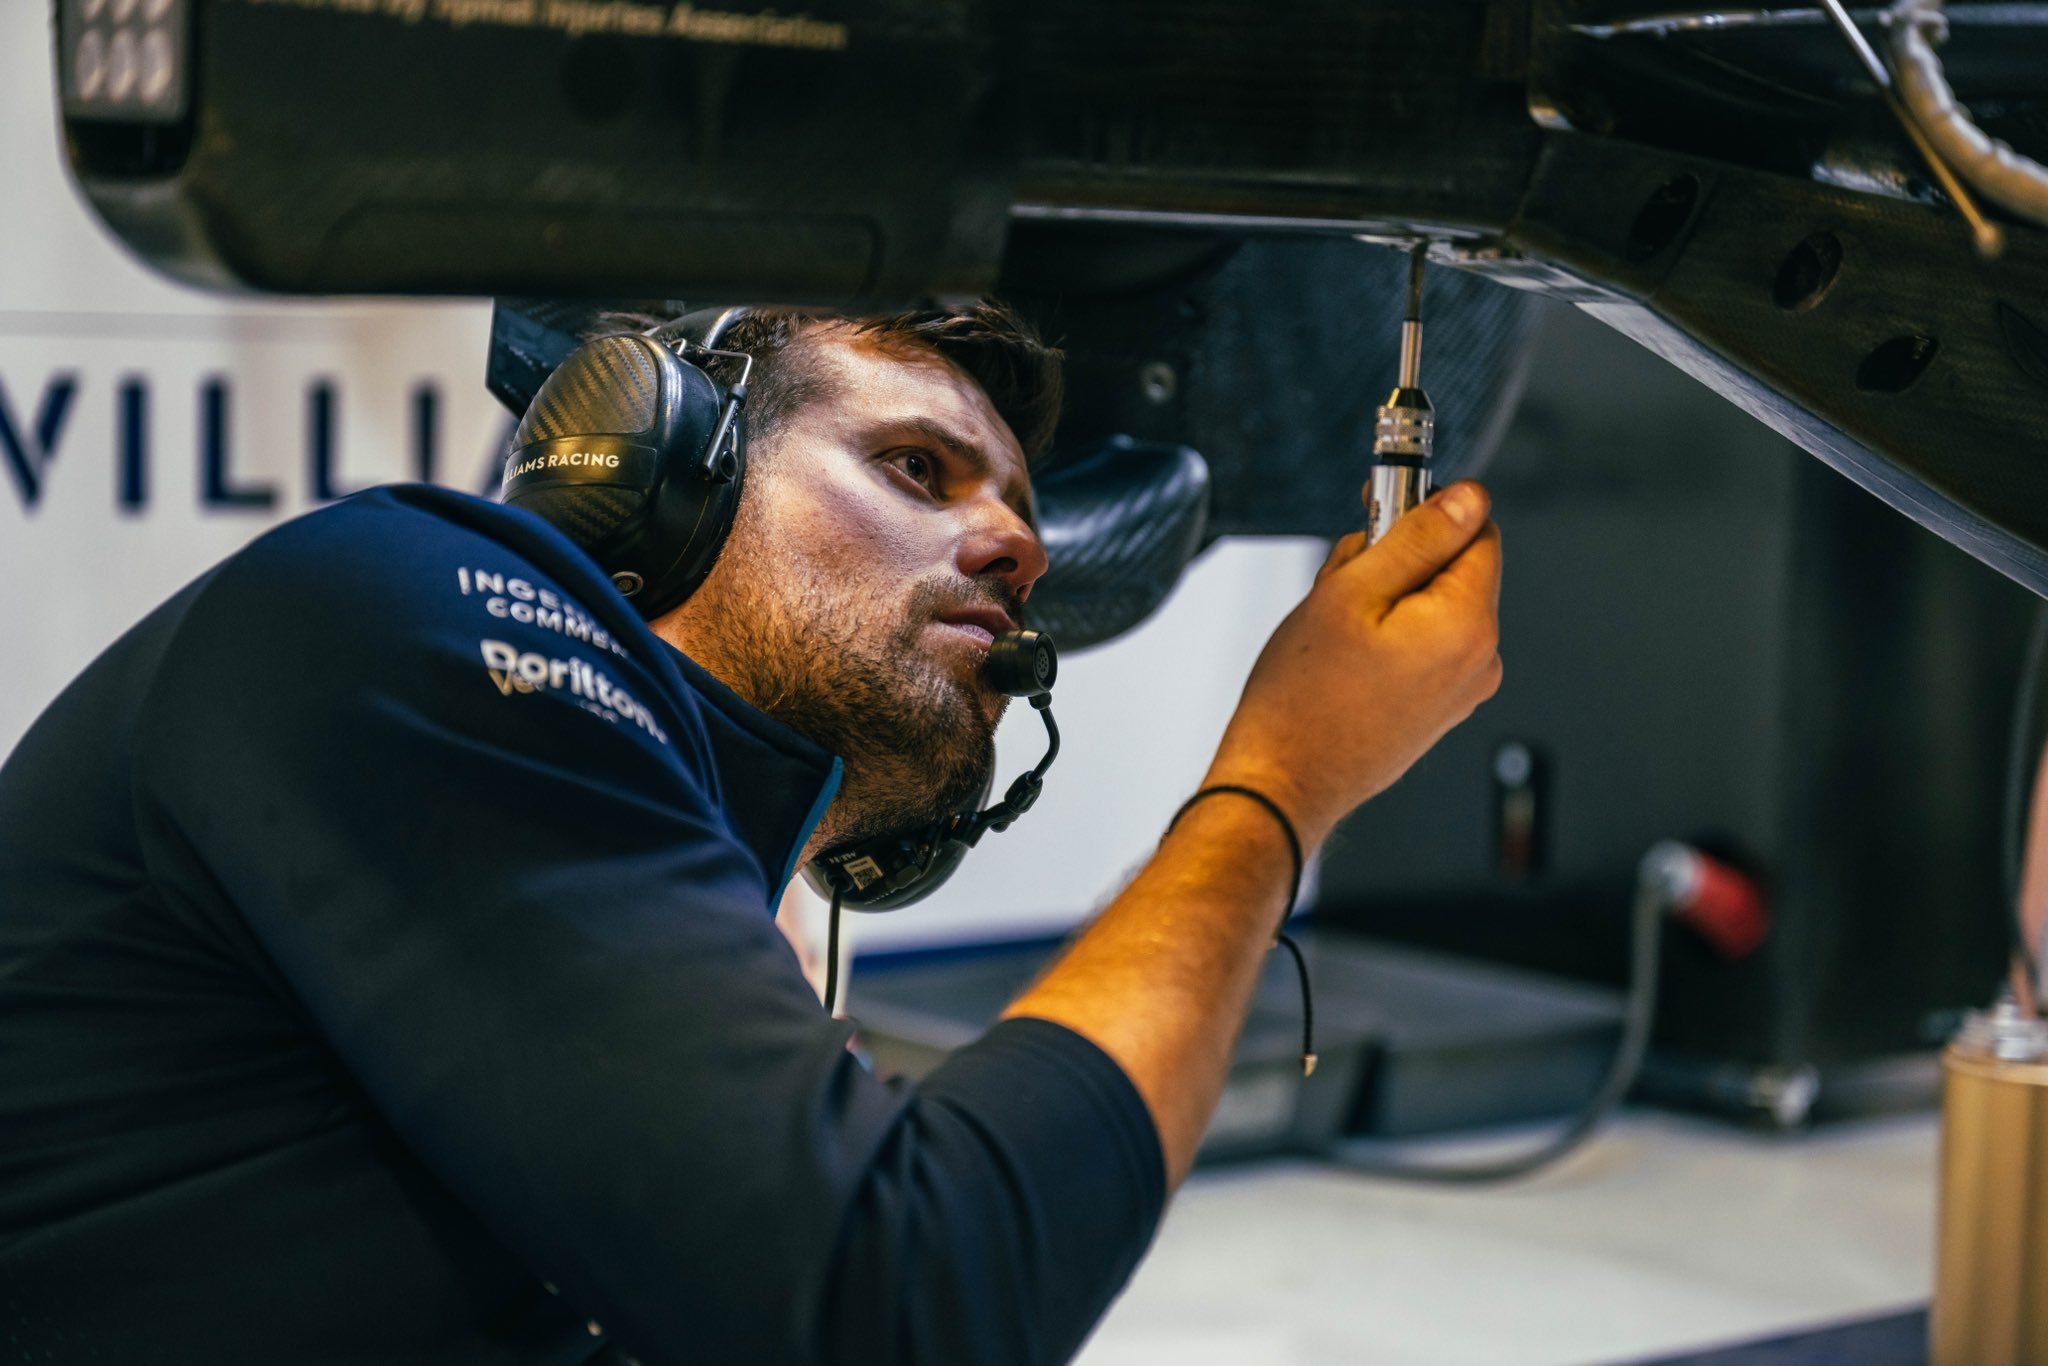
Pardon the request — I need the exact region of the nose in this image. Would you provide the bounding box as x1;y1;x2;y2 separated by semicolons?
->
958;497;1049;603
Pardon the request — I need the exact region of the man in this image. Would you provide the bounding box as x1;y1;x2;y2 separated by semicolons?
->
0;301;1502;1363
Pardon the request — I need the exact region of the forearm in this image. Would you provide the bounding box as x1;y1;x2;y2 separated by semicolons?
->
1000;486;1503;1188
1000;790;1303;1187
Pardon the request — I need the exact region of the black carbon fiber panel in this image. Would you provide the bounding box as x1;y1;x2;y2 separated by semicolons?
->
1026;438;1210;651
487;298;686;423
1005;232;1535;543
516;485;645;554
1184;241;1536;537
517;335;661;446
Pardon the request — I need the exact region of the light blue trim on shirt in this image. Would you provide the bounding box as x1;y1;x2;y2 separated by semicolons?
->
778;754;844;895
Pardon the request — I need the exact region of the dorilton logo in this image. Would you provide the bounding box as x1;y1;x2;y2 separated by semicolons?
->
507;450;621;480
479;638;667;745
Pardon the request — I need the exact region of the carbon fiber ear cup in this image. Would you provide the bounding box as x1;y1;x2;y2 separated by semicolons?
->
512;484;645;554
510;336;665;555
802;767;997;912
501;330;742;618
523;333;663;438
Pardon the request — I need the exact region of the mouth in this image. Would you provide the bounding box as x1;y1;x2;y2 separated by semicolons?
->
929;605;1019;652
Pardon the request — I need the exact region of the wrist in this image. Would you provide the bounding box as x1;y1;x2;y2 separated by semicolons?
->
1169;783;1305;919
1197;758;1333;852
1158;786;1303;926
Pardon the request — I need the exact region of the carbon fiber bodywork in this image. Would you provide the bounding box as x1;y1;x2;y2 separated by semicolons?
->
55;1;2048;590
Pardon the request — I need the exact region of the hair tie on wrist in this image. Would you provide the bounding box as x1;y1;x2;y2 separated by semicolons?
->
1165;784;1317;1076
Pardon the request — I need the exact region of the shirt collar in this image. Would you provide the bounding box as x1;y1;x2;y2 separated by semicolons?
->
658;643;843;897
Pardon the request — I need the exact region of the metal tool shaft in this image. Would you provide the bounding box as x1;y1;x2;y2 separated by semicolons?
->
1397;247;1425;388
1368;245;1435;543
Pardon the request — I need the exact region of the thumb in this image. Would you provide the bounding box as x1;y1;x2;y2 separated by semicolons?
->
1351;481;1492;607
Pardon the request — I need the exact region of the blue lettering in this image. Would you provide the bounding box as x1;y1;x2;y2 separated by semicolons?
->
0;371;477;518
309;379;370;504
0;373;80;512
118;377;147;514
200;378;278;512
412;382;439;484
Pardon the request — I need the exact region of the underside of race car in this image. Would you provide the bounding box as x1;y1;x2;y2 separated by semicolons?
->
54;1;2048;630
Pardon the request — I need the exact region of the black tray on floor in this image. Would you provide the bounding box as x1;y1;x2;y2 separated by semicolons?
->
849;926;1628;1162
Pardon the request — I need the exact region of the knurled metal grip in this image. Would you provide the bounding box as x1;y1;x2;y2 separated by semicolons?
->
1372;388;1436;461
1369;381;1435;542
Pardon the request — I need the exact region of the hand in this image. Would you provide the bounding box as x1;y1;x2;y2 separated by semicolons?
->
1204;480;1503;847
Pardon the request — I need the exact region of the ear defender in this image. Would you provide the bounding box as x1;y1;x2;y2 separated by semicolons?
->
501;310;751;620
803;630;1062;913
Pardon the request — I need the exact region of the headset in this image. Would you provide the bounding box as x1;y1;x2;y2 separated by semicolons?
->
500;306;1062;917
501;305;753;619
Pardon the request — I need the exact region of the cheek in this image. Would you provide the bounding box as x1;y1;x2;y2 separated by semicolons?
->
792;474;950;582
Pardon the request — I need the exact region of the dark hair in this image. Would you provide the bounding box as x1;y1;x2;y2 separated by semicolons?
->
584;301;1064;464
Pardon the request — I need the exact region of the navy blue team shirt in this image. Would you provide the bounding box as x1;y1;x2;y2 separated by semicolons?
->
0;485;1164;1364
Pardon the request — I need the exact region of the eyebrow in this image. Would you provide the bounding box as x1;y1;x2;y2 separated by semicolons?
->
873;415;1038;527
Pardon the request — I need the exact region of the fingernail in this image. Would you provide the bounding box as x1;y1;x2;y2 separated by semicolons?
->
1440;483;1482;529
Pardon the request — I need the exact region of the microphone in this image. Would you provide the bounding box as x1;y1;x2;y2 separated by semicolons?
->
955;630;1061;842
986;629;1057;699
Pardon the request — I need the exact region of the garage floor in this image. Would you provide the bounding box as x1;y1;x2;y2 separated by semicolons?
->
1077;1110;1937;1366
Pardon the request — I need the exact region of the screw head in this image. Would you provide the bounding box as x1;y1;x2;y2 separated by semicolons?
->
1139;361;1178;405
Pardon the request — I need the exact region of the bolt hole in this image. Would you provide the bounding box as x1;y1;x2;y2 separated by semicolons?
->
1774;231;1843;313
1624;174;1701;264
1855;334;1940;393
1139;361;1178;405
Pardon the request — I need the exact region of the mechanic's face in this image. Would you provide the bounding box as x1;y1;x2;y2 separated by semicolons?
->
658;328;1048;849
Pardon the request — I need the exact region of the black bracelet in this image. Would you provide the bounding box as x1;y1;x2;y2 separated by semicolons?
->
1169;785;1305;920
1164;784;1317;1076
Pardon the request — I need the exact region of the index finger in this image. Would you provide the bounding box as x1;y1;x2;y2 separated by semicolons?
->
1317;531;1369;586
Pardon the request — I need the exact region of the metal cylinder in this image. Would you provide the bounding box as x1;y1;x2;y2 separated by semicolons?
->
1366;462;1432;545
1372;386;1435;462
1398;320;1424;390
1933;1001;2048;1365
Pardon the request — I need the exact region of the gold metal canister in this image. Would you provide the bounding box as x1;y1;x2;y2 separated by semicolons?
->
1933;1001;2048;1365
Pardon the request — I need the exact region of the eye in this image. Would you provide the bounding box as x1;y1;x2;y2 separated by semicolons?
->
885;448;941;494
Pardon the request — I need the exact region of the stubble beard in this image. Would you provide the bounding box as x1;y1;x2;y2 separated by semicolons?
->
684;521;1005;849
